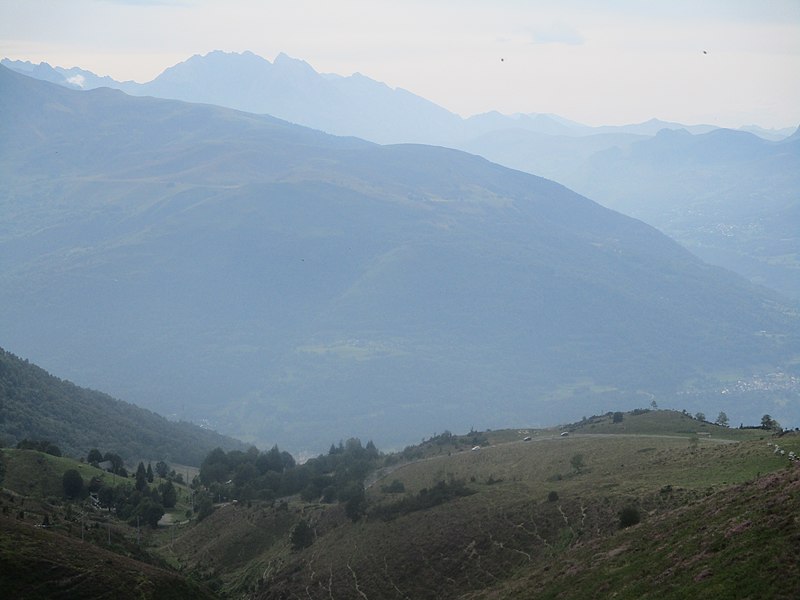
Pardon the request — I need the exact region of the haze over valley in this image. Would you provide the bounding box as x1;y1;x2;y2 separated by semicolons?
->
1;58;798;452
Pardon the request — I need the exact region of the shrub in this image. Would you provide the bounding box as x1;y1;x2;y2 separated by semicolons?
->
62;469;84;499
619;506;641;528
548;491;559;502
290;520;314;550
380;479;405;494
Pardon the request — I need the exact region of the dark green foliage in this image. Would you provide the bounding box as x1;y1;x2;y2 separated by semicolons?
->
0;348;245;465
159;481;177;509
146;462;154;483
380;479;405;493
135;462;147;492
61;469;83;499
131;498;165;529
619;505;641;528
761;414;779;430
612;412;624;423
199;438;381;507
196;495;214;522
155;460;169;478
341;483;367;522
548;490;559;502
370;479;475;521
290;520;315;550
715;411;729;427
103;452;125;475
87;448;103;464
16;439;61;457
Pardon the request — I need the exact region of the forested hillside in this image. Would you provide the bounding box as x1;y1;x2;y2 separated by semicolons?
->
0;347;245;465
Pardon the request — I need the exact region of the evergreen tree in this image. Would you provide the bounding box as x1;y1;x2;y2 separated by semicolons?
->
135;462;147;491
159;481;177;508
146;462;154;483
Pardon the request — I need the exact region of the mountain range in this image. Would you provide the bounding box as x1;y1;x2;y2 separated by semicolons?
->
1;64;798;451
4;51;797;300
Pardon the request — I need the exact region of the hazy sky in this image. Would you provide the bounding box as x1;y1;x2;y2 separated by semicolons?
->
2;0;799;128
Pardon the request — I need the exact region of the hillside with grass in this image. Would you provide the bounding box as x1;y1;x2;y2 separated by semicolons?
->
2;409;798;598
0;446;215;598
120;409;798;598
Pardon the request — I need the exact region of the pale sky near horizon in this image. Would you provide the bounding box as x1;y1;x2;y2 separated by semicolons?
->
1;0;799;129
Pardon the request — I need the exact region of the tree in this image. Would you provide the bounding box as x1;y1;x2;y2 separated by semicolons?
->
695;412;706;422
650;400;658;410
133;498;165;529
135;462;147;492
159;481;177;509
146;462;154;483
612;412;624;423
290;520;314;550
340;483;367;522
761;414;780;431
570;453;586;474
62;469;84;499
87;448;103;465
155;460;169;478
715;411;729;427
103;452;124;475
196;495;214;521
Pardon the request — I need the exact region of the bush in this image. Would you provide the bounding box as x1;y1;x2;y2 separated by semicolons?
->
547;491;559;502
380;479;405;494
62;469;84;499
619;506;641;528
290;520;314;550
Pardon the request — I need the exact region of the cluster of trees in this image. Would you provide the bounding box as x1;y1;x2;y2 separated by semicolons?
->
16;439;62;456
198;438;382;515
390;430;490;463
60;462;178;528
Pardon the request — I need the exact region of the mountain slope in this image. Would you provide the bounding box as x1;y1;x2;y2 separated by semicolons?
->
0;347;246;465
562;128;800;298
5;52;796;299
1;65;798;451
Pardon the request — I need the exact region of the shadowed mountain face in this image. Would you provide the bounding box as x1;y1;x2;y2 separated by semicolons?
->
1;66;798;452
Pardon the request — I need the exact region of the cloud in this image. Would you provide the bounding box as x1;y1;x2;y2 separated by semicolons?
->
530;22;585;46
66;74;86;88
